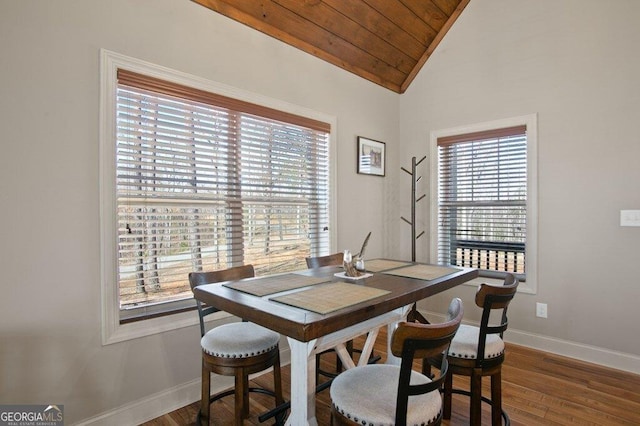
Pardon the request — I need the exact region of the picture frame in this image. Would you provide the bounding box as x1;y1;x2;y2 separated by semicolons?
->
357;136;386;176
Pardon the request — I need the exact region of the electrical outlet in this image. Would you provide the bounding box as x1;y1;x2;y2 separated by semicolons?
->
536;302;548;318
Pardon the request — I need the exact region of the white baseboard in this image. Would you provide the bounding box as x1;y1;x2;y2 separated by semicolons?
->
425;311;640;375
74;378;202;426
505;328;640;375
75;348;292;426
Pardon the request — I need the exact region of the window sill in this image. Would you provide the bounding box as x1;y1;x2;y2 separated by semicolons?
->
102;309;233;345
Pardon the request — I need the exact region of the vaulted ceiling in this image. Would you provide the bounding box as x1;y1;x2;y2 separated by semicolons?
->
192;0;470;93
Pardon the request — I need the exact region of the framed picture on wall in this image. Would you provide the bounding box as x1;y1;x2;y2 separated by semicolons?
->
357;136;386;176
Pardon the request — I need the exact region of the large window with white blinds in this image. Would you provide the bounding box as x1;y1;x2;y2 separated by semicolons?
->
436;125;528;281
112;69;331;323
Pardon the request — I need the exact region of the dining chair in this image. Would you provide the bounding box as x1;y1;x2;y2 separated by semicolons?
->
305;253;381;379
305;252;344;269
330;297;463;426
189;265;285;426
443;273;519;425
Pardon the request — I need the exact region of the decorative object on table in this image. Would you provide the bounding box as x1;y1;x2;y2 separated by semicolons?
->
357;136;385;176
342;231;372;277
401;155;429;324
342;250;362;277
354;231;371;271
334;270;373;281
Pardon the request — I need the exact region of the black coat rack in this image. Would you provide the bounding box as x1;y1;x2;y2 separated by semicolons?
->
401;155;427;262
401;155;429;324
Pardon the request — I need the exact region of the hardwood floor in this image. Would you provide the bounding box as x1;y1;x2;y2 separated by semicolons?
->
143;330;640;425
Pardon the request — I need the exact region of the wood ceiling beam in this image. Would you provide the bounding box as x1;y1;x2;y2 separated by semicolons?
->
191;0;470;94
192;0;406;92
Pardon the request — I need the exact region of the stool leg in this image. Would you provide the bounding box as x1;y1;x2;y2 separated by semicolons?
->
470;368;482;426
315;353;321;383
242;371;250;418
234;369;244;425
272;351;285;425
491;370;502;426
273;351;284;406
201;361;210;425
443;370;453;420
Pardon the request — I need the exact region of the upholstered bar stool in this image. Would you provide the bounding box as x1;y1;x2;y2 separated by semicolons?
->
443;273;519;425
330;298;463;426
189;265;284;426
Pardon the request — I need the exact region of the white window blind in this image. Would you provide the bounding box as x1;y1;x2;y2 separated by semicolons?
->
116;70;331;322
437;125;527;280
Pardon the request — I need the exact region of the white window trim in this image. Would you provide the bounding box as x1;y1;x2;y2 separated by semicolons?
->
429;114;538;294
99;49;337;344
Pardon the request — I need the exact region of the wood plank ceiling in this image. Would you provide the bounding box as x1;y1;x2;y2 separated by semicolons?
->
191;0;470;93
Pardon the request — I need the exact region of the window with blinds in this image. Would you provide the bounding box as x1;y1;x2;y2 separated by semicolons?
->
115;70;331;322
437;126;527;280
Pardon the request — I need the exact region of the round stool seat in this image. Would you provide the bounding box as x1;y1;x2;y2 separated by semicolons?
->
201;322;280;358
448;324;505;360
331;364;442;426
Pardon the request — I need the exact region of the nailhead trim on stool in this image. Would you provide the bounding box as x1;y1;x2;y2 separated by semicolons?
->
201;322;280;358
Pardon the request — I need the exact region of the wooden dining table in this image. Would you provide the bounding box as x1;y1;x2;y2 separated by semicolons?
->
192;259;478;426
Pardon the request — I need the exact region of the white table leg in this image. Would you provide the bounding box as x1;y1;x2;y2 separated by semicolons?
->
386;322;401;365
333;343;356;369
357;327;380;367
334;327;381;368
286;337;318;426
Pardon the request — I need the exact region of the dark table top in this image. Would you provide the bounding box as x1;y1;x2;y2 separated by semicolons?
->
193;260;478;342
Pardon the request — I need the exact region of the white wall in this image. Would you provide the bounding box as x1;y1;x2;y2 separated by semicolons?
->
397;0;640;361
0;1;397;423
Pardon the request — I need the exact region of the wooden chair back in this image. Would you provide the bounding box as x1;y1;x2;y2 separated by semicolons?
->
305;252;343;268
390;298;463;425
188;265;255;337
475;272;519;310
474;273;519;363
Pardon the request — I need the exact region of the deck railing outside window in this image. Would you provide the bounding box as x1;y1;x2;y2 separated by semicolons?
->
437;126;527;280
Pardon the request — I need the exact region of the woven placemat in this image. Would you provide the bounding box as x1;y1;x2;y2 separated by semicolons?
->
365;259;412;272
382;264;461;281
222;274;331;297
270;282;391;315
